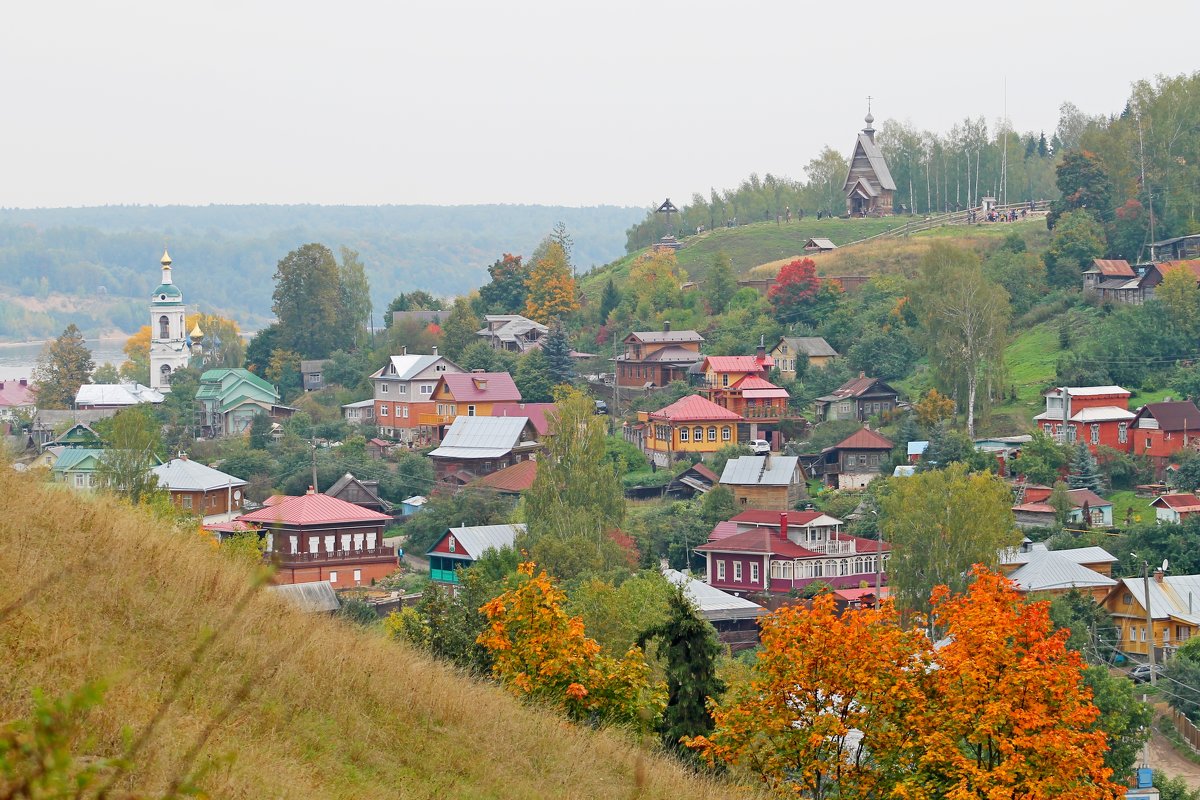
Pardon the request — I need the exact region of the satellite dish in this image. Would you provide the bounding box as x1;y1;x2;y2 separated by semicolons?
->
1163;559;1170;572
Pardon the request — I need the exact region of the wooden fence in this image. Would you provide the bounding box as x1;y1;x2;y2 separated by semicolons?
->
1172;708;1200;753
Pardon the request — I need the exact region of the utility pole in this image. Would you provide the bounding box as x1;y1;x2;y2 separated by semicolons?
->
1143;558;1157;685
310;437;319;493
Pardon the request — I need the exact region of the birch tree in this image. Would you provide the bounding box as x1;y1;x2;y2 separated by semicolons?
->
915;243;1010;437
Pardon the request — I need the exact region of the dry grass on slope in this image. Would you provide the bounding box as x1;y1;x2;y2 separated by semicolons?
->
0;469;756;800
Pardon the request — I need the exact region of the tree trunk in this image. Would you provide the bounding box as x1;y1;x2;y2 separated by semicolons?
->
966;371;977;438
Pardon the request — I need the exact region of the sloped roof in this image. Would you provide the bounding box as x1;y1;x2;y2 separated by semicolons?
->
433;523;527;560
266;581;340;613
1159;260;1200;281
1114;575;1200;625
1069;406;1135;423
492;402;555;436
75;383;164;407
0;380;35;408
627;329;705;344
478;315;548;343
720;455;801;487
370;354;456;382
999;543;1116;567
829;428;894;451
843;133;897;191
471;459;538;493
704;356;767;374
822;375;895;400
323;472;388;507
152;458;246;492
199;368;279;397
776;337;839;358
805;238;838;250
697;528;887;558
649;395;742;422
1066;488;1110;508
1135;401;1200;432
51;448;105;472
1151;493;1200;512
239;492;392;526
1007;552;1117;593
428;416;534;459
1044;386;1130;398
438;372;521;402
342;398;375;409
299;359;331;372
635;345;705;364
731;509;827;526
662;569;765;622
1087;259;1136;277
684;463;720;483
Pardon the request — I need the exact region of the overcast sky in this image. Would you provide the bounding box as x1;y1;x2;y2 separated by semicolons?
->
2;0;1197;209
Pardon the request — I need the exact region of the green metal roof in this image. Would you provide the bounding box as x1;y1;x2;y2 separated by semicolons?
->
51;448;105;473
197;369;280;405
151;283;183;303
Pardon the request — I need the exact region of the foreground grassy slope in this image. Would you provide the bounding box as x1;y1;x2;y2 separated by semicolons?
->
0;469;752;800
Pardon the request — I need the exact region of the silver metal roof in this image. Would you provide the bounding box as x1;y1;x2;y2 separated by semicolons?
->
152;458;247;492
1000;544;1116;567
1007;552;1117;593
720;455;800;487
436;523;526;559
663;569;765;622
1117;575;1200;624
75;383;164;406
266;580;340;613
429;416;532;459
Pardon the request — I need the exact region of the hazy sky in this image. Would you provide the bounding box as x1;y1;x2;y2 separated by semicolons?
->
3;0;1196;209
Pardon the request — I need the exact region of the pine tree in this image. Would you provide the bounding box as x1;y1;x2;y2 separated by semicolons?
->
1068;441;1104;492
638;585;726;754
542;320;575;385
33;324;95;409
705;252;736;315
598;277;620;324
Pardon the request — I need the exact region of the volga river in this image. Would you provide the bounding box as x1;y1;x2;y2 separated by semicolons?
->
0;339;128;381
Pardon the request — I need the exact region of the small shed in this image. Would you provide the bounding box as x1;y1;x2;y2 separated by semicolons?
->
804;238;838;253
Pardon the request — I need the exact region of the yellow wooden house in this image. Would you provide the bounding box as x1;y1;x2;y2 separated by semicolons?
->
425;372;522;426
1103;573;1200;659
637;394;743;467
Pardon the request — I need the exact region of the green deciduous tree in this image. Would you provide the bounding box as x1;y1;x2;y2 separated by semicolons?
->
272;243;347;359
1011;428;1070;485
33;324;94;409
337;247;373;348
1044;211;1107;288
95;406;163;505
514;349;554;403
439;296;480;361
478;253;531;314
705;252;736;315
880;462;1020;615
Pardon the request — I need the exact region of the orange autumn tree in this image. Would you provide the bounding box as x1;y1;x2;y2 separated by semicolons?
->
688;594;931;799
477;562;662;731
915;566;1122;800
523;242;580;323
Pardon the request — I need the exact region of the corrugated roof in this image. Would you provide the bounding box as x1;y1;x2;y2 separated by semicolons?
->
720;455;801;487
650;395;742;422
152;458;246;492
75;383;164;407
824;375;894;400
829;427;894;451
471;459;538;493
662;569;765;622
239;493;392;526
805;238;838;250
999;543;1116;567
266;581;340;613
0;380;35;408
1088;259;1136;277
492;402;555;436
1160;260;1200;281
627;330;704;344
1115;575;1200;625
437;372;521;402
1066;488;1110;508
1151;493;1200;511
1069;406;1135;422
729;375;782;391
1007;553;1117;593
428;416;533;457
697;528;887;558
370;354;453;382
777;337;838;358
731;509;827;526
704;356;767;374
1044;386;1130;397
51;448;105;472
432;523;526;560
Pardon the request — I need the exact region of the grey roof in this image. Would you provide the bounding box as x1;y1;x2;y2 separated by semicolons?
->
266;581;340;613
663;569;765;622
299;359;331;372
371;354;450;382
1007;552;1117;593
806;238;838;250
720;455;800;487
1115;575;1200;625
1000;543;1117;567
845;132;897;191
341;399;374;409
152;458;247;492
32;409;116;427
433;523;526;560
75;383;164;407
428;416;534;459
778;336;838;358
628;330;704;344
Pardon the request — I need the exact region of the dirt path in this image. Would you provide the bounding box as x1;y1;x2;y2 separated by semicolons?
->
1149;729;1200;789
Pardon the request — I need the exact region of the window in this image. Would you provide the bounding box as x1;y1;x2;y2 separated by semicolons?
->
380;405;388;416
750;562;759;583
329;571;337;583
840;402;851;414
448;535;456;553
420;384;433;395
325;535;335;553
1118;422;1128;444
680;427;689;442
716;560;726;581
353;569;362;584
1043;423;1052;434
733;562;743;581
182;496;192;509
467;405;476;416
722;374;729;387
708;427;717;441
722;426;731;441
1147;437;1152;449
381;383;389;393
1129;626;1136;642
693;426;703;442
74;473;85;488
436;364;446;371
397;384;407;394
402;407;409;418
289;536;299;554
341;534;351;551
158;315;169;339
1089;423;1099;444
309;538;319;554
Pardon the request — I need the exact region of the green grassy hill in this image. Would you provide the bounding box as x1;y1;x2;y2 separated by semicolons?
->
0;468;752;799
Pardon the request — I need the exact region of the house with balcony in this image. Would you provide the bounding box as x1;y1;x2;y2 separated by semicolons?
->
427;415;541;486
369;350;463;443
1130;400;1200;473
196;368;288;438
476;315;548;353
813;374;899;422
695;510;889;597
719;455;807;509
238;489;396;589
812;427;894;490
634;394;742;468
423;371;522;439
769;337;838;379
427;523;525;592
700;350;791;444
151;456;247;524
615;325;705;388
1034;386;1133;453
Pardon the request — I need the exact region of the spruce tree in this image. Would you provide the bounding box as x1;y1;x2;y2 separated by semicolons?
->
638;585;726;754
542;320;575;385
598;277;620;324
705;251;736;315
1068;441;1104;492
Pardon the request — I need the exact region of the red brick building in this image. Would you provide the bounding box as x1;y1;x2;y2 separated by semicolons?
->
1034;386;1134;453
1130;400;1200;470
239;489;396;588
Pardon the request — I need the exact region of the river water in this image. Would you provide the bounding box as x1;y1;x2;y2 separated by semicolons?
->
0;339;128;381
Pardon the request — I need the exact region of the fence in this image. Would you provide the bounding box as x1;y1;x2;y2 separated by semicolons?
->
1172;708;1200;753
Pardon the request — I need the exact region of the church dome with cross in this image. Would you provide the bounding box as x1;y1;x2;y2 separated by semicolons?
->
149;249;190;392
152;249;184;305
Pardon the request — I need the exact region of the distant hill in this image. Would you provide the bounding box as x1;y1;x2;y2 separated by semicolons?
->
0;467;749;799
0;204;644;339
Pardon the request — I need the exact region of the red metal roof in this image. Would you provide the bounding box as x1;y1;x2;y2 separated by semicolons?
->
239;493;392;526
1160;260;1200;281
1151;493;1200;511
731;509;823;526
471;459;538;493
438;372;522;402
650;394;743;422
709;521;740;541
1090;259;1136;277
728;375;784;391
703;355;770;374
696;528;890;557
830;427;894;451
492;402;556;436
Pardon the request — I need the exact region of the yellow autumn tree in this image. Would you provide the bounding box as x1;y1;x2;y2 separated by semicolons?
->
913;388;955;430
477;562;662;731
523;242;580;323
627;250;687;313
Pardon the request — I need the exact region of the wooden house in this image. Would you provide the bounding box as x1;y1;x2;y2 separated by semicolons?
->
813;427;893;490
813;374;899;422
51;448;106;490
1150;233;1200;262
804;238;837;253
239;489;396;589
719;455;807;509
469;459;538;496
663;568;764;653
769;337;838;379
75;383;164;410
324;472;394;515
476;315;548;353
195;368;288;438
300;359;332;392
428;524;524;592
1103;572;1200;660
0;379;35;422
342;398;375;426
842;111;895;216
1011;488;1113;529
1151;494;1200;524
701;351;790;443
427;415;540;486
997;544;1117;600
424;371;523;439
637;395;742;467
370;351;463;444
151;456;247;523
616;324;704;388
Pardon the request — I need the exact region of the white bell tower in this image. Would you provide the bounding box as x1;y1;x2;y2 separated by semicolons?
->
149;249;189;392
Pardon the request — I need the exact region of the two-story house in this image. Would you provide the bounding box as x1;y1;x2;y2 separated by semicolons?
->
813;427;893;490
424;372;523;440
195;368;287;438
427;415;541;486
635;395;743;467
813;374;899;422
369;350;463;443
239;488;396;589
1130;400;1200;472
476;315;548;353
719;455;807;509
695;510;889;597
769;337;838;379
1103;571;1200;660
1034;386;1134;453
700;350;791;444
616;324;705;388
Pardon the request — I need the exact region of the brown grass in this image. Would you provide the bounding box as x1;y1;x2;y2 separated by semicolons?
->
0;469;760;799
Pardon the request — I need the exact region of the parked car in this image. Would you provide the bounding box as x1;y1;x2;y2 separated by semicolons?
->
594;399;609;415
1130;663;1163;684
749;439;770;455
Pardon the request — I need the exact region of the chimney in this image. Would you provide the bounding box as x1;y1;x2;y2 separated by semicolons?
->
1155;569;1165;583
472;369;485;373
859;371;866;379
663;321;671;333
18;379;26;387
779;512;788;541
402;346;408;356
756;343;767;362
306;485;316;495
431;345;438;355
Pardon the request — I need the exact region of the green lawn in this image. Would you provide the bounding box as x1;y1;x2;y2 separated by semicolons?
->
1108;490;1154;528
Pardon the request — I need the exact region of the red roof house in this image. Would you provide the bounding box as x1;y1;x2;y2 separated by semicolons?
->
1151;493;1200;524
813;427;894;490
470;458;538;495
636;394;743;467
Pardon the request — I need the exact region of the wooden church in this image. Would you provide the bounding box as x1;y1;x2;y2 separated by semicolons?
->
842;109;896;216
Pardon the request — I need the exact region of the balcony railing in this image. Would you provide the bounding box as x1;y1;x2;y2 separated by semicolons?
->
271;546;396;566
804;540;856;555
417;413;456;426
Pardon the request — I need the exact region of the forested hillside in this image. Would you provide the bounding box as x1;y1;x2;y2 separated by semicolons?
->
0;204;642;339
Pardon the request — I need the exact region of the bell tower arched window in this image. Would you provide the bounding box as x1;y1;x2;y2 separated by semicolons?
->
159;315;170;340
